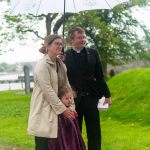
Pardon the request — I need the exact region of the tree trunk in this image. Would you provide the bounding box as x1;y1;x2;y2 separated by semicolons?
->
46;13;58;35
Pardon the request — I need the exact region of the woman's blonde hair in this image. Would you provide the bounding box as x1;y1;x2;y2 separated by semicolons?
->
39;34;63;54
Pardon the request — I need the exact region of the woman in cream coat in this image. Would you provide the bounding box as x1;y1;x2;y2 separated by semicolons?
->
27;35;75;150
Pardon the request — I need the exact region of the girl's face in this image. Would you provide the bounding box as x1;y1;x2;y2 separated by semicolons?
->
61;92;73;107
47;38;63;56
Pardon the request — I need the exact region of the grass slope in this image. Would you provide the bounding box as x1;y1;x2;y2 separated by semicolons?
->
102;68;150;125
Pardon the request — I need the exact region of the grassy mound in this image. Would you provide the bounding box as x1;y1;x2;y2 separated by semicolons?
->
102;68;150;125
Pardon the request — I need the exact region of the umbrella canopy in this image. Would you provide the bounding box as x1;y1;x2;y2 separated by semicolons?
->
10;0;129;36
11;0;129;15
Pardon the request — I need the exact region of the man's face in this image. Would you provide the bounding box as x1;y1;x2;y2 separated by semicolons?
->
71;31;86;50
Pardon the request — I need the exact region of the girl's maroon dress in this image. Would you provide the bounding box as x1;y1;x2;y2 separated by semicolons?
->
48;114;86;150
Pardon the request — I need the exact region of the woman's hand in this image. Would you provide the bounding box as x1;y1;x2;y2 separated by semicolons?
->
63;108;76;119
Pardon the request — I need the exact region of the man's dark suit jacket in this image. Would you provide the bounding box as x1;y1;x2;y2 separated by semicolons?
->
64;47;111;108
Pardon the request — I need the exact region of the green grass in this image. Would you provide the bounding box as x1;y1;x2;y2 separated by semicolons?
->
101;120;150;150
0;91;34;150
103;68;150;125
0;68;150;150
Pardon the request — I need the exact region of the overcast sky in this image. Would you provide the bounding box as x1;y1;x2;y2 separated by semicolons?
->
0;3;150;64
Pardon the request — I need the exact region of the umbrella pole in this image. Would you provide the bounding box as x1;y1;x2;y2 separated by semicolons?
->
61;0;66;54
63;0;66;38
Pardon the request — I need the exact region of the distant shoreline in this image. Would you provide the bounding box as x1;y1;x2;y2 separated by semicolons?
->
0;81;33;91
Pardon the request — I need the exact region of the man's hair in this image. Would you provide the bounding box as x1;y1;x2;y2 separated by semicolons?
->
68;27;85;40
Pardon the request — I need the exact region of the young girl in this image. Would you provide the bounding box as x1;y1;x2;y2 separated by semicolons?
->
48;86;86;150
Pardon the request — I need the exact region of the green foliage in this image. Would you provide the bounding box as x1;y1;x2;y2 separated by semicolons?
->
103;68;150;125
0;63;17;72
1;0;150;70
65;7;150;74
131;0;150;6
0;62;34;72
4;14;44;40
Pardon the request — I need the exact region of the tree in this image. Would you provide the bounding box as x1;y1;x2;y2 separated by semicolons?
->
0;62;17;72
0;0;150;75
65;2;150;74
0;1;73;54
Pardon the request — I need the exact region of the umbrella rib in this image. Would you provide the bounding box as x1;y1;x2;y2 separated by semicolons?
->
63;0;76;37
73;0;77;13
10;0;22;14
36;0;42;15
112;0;129;8
63;0;66;37
104;0;112;9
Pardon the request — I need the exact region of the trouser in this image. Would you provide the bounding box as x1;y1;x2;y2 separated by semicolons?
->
76;107;101;150
35;136;49;150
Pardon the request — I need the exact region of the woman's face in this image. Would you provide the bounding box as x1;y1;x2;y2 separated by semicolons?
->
47;38;63;56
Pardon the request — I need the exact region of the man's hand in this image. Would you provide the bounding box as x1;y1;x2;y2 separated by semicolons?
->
57;53;65;61
103;97;112;106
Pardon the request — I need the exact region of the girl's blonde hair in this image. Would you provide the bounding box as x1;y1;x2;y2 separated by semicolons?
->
58;86;76;99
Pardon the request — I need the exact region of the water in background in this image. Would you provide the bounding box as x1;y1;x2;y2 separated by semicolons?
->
0;73;33;91
0;82;34;91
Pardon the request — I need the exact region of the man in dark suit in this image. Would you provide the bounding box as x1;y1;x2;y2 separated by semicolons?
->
64;27;112;150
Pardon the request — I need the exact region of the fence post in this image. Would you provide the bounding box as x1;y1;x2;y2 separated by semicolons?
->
24;66;30;94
